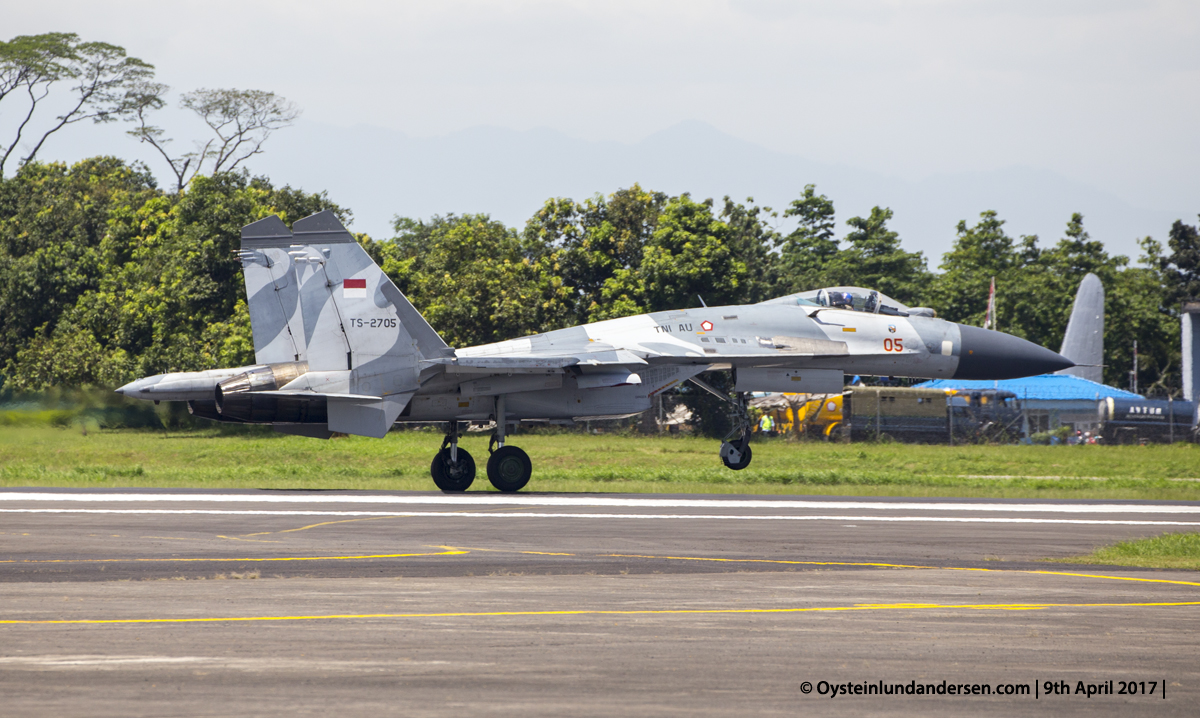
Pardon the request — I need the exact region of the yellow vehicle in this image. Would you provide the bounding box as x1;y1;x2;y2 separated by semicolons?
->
751;393;845;439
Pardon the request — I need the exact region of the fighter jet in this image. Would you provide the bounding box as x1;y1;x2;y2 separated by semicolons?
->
117;210;1073;492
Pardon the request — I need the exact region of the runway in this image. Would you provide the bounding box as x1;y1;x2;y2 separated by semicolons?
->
2;489;1198;716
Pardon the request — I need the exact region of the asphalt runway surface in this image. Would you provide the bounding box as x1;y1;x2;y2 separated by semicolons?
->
2;488;1199;716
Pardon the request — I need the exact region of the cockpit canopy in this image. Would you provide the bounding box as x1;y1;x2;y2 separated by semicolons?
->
762;286;936;317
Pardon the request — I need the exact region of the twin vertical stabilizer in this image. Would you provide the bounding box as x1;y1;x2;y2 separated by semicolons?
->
238;210;451;436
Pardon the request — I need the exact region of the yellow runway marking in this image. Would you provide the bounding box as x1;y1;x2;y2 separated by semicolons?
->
0;549;467;565
602;554;1200;588
242;515;400;537
434;544;575;556
217;536;282;543
3;601;1198;625
236;506;532;538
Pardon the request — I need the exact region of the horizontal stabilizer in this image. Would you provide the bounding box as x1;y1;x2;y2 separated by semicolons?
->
327;392;413;439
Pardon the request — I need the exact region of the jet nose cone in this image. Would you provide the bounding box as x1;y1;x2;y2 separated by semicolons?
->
953;324;1075;380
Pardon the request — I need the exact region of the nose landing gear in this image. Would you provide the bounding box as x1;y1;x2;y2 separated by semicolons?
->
720;436;752;470
689;375;755;471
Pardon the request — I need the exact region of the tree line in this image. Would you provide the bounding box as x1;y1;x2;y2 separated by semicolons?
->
1;156;1197;397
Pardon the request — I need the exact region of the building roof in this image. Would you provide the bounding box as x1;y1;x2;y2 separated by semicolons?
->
913;374;1142;401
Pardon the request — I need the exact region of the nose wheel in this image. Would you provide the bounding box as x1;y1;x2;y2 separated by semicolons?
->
688;375;755;471
720;437;752;470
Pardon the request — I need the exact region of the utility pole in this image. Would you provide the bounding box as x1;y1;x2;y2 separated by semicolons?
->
1129;340;1139;395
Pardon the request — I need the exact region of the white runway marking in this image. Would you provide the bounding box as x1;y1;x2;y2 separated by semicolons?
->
1;492;1198;514
3;508;1200;526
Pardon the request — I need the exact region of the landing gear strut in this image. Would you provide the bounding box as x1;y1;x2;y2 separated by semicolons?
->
486;395;532;492
689;375;754;471
431;421;475;491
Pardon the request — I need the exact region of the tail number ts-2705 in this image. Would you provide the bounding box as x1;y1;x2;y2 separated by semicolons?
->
349;318;398;328
883;338;903;352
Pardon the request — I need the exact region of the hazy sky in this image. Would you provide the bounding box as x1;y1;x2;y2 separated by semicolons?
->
7;1;1199;211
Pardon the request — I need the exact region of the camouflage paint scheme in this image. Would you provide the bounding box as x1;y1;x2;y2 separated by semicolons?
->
117;211;1073;485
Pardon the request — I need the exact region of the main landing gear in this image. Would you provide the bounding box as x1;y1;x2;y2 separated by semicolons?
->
429;396;533;493
689;375;754;471
486;395;531;493
431;421;476;491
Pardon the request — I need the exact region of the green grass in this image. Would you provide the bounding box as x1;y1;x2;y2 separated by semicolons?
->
2;426;1199;499
1054;532;1200;570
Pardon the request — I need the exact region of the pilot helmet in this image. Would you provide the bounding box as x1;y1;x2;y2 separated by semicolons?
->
830;291;853;307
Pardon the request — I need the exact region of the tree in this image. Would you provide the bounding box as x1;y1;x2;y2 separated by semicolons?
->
380;214;569;348
720;196;779;303
127;87;300;192
524;185;668;324
597;194;751;319
930;211;1020;326
0;157;159;374
0;33;156;176
2;164;347;388
1155;217;1200;306
777;184;839;294
828;206;929;305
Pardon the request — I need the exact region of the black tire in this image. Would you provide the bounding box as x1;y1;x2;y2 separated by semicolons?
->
722;443;752;470
486;445;532;492
431;448;476;492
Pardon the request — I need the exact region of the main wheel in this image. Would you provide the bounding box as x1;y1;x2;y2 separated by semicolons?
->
431;448;476;492
721;443;752;470
487;445;532;492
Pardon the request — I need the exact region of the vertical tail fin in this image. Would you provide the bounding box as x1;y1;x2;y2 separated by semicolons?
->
239;215;308;365
239;210;450;438
1057;273;1104;383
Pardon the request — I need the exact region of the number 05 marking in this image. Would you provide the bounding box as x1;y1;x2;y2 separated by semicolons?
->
883;338;903;352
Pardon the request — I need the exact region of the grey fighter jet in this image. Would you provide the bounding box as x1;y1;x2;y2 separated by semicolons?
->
117;211;1073;492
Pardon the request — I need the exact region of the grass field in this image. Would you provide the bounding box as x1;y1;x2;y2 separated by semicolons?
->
2;426;1199;500
1055;532;1200;571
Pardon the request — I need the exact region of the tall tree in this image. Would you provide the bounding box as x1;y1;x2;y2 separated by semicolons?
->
1155;217;1200;306
930;211;1020;326
127;87;300;192
777;184;839;293
720;196;779;303
381;214;569;348
524;185;667;324
0;33;156;176
828;206;929;305
598;194;750;318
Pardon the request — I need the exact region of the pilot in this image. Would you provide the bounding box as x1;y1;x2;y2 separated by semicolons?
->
829;291;854;308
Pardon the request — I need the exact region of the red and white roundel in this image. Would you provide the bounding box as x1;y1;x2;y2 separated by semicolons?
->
700;320;714;332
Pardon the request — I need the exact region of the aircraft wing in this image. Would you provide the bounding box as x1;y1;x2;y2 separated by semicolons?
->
424;335;850;377
426;349;649;374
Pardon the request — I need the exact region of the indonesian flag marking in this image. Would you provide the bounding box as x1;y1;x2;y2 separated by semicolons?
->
700;320;714;332
343;278;367;299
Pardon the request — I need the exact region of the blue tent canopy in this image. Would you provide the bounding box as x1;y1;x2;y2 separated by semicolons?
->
913;374;1140;401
